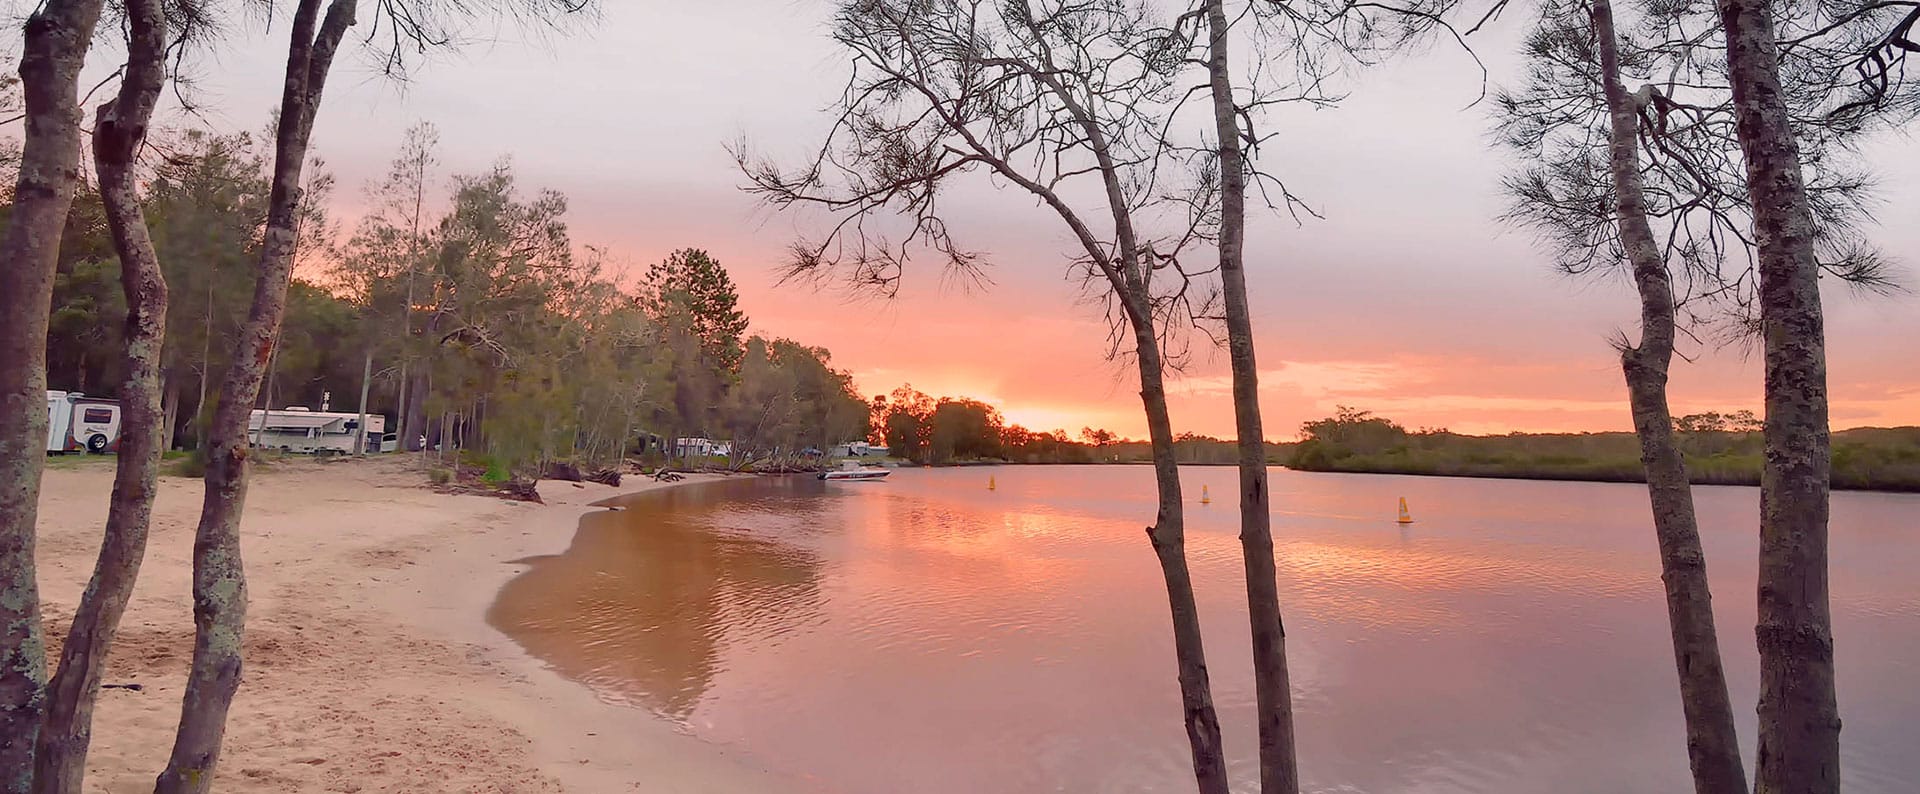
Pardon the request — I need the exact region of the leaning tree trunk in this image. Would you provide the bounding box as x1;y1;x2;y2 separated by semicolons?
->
1133;321;1232;794
1202;2;1297;791
154;2;358;791
1592;1;1749;791
33;3;169;790
1046;92;1230;793
0;2;107;789
1711;0;1839;789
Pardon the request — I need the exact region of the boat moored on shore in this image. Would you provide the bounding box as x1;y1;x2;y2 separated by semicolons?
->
820;461;891;481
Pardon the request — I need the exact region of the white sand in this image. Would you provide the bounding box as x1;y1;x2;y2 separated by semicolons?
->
33;455;791;792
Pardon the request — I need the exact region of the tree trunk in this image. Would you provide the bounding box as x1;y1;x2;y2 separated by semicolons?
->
33;5;168;789
1006;67;1231;793
0;2;107;789
405;370;429;453
155;3;358;791
1592;2;1749;791
1711;0;1839;789
162;375;180;452
355;348;372;455
394;360;409;452
255;350;277;450
193;277;215;452
1134;323;1231;794
1202;3;1296;791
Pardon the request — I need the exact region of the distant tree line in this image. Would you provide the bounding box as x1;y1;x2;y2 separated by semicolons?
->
1289;407;1920;491
867;385;1289;466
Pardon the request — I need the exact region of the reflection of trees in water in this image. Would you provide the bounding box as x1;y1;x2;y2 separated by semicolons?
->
490;481;826;721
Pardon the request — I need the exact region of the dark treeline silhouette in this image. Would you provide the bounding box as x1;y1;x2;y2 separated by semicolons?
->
870;385;1288;466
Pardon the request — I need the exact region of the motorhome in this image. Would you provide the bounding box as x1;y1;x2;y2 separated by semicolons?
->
45;391;122;454
248;407;387;455
674;437;733;458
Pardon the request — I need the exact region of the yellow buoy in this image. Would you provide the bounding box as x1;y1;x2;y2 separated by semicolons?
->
1200;484;1212;505
988;475;996;491
1397;497;1415;525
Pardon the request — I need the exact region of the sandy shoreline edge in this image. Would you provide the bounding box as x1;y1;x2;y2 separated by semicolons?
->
34;455;793;792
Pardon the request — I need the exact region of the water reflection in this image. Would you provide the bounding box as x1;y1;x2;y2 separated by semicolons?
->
491;467;1920;794
488;479;825;719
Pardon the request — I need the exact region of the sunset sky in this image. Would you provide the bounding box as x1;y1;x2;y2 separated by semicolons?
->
105;2;1920;439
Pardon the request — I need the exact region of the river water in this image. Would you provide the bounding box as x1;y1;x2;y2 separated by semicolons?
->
488;466;1920;793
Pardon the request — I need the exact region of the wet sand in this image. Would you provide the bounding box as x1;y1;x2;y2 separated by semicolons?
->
32;454;789;792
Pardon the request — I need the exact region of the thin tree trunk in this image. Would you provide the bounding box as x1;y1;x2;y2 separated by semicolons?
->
1134;325;1230;794
162;375;180;453
155;3;358;791
394;360;409;452
1711;0;1839;789
404;370;428;453
193;286;212;452
255;350;277;450
33;5;168;789
0;2;108;788
395;128;427;453
1592;2;1749;791
192;266;218;452
355;348;372;455
982;62;1229;790
1202;3;1296;791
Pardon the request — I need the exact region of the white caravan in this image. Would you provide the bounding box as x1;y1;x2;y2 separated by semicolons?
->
248;407;387;455
45;391;122;454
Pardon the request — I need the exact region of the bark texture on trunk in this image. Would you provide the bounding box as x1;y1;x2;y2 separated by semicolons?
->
982;56;1231;791
33;4;170;791
1593;2;1748;791
1092;109;1230;794
1202;3;1296;791
155;3;357;791
1710;0;1839;790
0;2;107;789
1135;326;1231;794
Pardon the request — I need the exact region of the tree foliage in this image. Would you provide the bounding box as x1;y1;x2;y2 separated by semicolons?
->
1496;0;1911;340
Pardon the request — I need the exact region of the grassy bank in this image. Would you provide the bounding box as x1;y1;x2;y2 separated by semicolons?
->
1289;413;1920;492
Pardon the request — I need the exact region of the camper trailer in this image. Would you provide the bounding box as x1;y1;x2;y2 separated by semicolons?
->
45;391;122;454
248;407;387;455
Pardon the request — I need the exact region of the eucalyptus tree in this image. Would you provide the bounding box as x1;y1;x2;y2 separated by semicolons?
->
158;2;596;789
146;131;273;450
339;122;441;451
0;2;106;781
155;4;361;788
1710;1;1920;787
1718;10;1834;780
1496;0;1911;788
31;3;174;790
1170;1;1482;786
736;0;1235;787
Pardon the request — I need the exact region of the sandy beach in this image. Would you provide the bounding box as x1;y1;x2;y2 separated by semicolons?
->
32;454;789;792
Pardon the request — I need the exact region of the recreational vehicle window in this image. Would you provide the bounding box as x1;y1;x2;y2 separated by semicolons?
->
83;408;113;424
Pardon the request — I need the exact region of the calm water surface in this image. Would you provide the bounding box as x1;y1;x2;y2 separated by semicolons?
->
489;467;1920;793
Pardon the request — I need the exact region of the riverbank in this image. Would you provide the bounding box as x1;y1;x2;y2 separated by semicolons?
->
33;454;790;792
1288;425;1920;492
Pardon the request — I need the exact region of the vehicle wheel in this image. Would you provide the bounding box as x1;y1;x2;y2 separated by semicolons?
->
86;434;109;454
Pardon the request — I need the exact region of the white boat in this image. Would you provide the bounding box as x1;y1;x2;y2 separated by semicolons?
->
820;461;890;481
